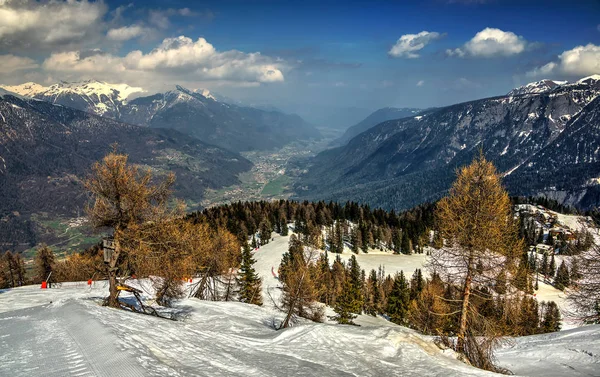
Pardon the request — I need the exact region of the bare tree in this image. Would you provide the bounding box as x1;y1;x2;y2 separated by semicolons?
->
428;153;522;363
567;244;600;324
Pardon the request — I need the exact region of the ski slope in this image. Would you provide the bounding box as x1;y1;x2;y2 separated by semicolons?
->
0;232;598;376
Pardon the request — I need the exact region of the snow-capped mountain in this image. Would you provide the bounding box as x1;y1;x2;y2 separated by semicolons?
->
507;79;567;96
0;80;145;118
1;80;320;152
120;85;321;152
297;75;600;211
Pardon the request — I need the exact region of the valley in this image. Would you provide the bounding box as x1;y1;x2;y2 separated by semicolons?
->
201;136;336;207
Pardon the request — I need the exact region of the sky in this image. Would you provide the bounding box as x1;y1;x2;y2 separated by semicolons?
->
0;0;599;124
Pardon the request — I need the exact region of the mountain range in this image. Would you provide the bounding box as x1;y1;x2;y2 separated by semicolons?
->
2;80;321;153
295;75;600;211
0;92;252;250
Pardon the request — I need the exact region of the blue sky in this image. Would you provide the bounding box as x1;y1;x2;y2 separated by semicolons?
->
0;0;599;124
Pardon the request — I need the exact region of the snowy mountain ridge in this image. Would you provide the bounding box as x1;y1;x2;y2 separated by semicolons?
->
508;75;600;97
298;74;600;210
507;79;567;96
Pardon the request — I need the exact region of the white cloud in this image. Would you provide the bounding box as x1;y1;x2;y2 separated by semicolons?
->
447;28;527;58
416;80;425;87
388;31;443;58
42;36;286;86
527;44;600;77
0;54;38;73
107;25;152;41
0;0;107;50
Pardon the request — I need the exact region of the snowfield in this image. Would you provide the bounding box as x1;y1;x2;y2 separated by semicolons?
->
0;232;599;376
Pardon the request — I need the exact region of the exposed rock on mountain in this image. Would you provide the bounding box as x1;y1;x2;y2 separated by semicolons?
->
296;76;600;210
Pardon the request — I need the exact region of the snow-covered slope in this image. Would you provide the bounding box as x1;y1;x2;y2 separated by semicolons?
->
0;231;597;376
496;325;600;377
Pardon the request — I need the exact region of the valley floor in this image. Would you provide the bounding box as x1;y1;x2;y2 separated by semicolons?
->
0;232;598;376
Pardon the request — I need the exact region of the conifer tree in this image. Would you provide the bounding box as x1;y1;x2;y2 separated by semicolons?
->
540;252;549;280
554;261;570;291
238;243;263;305
549;254;557;279
401;231;411;255
259;219;272;245
430;153;522;358
346;255;364;313
85;150;175;308
387;271;410;325
34;244;55;285
333;279;358;325
409;268;424;301
542;301;561;332
278;235;324;328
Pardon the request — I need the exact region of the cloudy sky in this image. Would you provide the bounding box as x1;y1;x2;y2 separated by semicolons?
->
1;0;599;122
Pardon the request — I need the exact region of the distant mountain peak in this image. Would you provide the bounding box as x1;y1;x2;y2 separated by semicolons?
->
577;74;600;84
174;85;217;101
507;79;566;96
0;82;49;97
1;80;145;103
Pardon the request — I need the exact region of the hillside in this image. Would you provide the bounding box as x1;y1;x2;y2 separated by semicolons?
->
0;229;597;376
296;76;600;211
0;93;252;251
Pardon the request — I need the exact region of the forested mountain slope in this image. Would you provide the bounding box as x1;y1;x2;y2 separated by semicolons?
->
296;76;600;210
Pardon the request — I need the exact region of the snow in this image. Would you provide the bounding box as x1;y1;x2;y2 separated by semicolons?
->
496;325;600;377
577;74;600;83
0;80;144;102
0;82;48;97
0;281;496;376
193;88;217;101
0;230;597;376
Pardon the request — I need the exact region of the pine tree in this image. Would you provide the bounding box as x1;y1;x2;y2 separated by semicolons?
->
540;252;549;280
387;271;410;325
409;268;424;301
401;231;411;255
281;219;289;236
346;255;364;313
549;254;556;279
333;279;358;325
237;243;263;305
554;261;570;291
570;258;581;283
392;230;402;254
541;301;561;332
34;244;55;285
259;219;272;245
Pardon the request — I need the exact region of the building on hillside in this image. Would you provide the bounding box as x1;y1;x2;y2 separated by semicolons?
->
530;243;553;255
